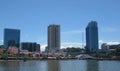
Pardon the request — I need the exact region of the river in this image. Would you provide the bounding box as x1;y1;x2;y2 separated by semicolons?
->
0;60;120;71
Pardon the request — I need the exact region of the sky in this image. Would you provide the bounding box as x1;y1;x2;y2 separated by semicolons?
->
0;0;120;51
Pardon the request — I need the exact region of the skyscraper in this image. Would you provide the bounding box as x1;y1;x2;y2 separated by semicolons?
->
86;21;99;53
48;24;60;52
4;28;20;48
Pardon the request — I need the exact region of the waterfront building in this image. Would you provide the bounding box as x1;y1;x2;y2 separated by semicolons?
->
8;46;19;54
21;42;40;52
45;46;49;52
48;24;60;52
28;42;36;52
4;28;20;48
21;42;28;51
101;43;109;53
85;21;99;53
36;44;41;52
101;43;120;53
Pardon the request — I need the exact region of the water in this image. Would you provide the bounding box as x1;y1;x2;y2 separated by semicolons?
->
0;60;120;71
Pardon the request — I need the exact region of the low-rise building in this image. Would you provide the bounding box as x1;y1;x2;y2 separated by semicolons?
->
101;43;120;53
8;46;19;54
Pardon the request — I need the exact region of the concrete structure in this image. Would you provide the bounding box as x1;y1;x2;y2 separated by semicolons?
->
101;43;109;53
4;28;20;48
75;54;95;59
45;46;49;52
101;43;120;53
85;21;99;53
48;24;60;52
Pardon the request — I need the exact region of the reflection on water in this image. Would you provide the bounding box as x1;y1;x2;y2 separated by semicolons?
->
47;60;60;71
0;60;120;71
86;60;99;71
0;61;19;71
19;60;47;71
60;60;86;71
99;61;120;71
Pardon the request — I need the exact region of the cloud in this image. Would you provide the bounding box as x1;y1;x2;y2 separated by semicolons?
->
98;40;120;48
62;30;84;35
61;42;85;48
107;42;120;45
41;44;47;51
40;42;85;51
99;40;120;45
40;41;120;51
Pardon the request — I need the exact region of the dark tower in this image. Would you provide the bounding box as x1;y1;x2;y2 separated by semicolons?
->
4;28;20;48
86;21;99;53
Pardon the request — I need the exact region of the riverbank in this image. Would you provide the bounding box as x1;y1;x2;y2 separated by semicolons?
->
0;57;120;61
0;57;77;60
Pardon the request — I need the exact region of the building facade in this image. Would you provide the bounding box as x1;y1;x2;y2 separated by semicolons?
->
101;43;120;53
101;43;109;53
85;21;99;53
21;42;40;52
36;44;41;52
48;24;60;52
4;28;20;48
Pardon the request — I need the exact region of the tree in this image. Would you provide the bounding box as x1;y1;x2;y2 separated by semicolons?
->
0;45;5;49
0;54;8;59
94;53;111;58
115;47;120;56
66;47;84;52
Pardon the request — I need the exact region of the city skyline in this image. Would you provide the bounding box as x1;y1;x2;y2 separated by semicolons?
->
0;0;120;51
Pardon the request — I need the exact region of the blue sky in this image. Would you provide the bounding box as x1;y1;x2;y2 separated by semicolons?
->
0;0;120;50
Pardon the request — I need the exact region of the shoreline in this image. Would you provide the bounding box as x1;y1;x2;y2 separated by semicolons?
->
0;57;120;61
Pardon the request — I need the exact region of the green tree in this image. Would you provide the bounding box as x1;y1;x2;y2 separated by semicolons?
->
0;45;5;49
66;47;84;52
115;47;120;56
94;53;111;58
0;54;8;59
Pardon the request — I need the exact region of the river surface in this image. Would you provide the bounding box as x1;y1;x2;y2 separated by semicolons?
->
0;60;120;71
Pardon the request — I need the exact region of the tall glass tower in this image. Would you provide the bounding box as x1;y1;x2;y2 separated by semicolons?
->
48;24;60;52
4;28;20;48
86;21;98;53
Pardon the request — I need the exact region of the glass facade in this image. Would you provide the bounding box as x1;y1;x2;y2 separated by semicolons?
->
86;21;98;53
4;28;20;48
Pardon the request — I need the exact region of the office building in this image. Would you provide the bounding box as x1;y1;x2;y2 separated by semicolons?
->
85;21;99;53
21;42;40;52
36;44;41;52
4;28;20;48
48;24;60;52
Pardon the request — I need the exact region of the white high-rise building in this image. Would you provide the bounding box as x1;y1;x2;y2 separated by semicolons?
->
48;24;60;52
